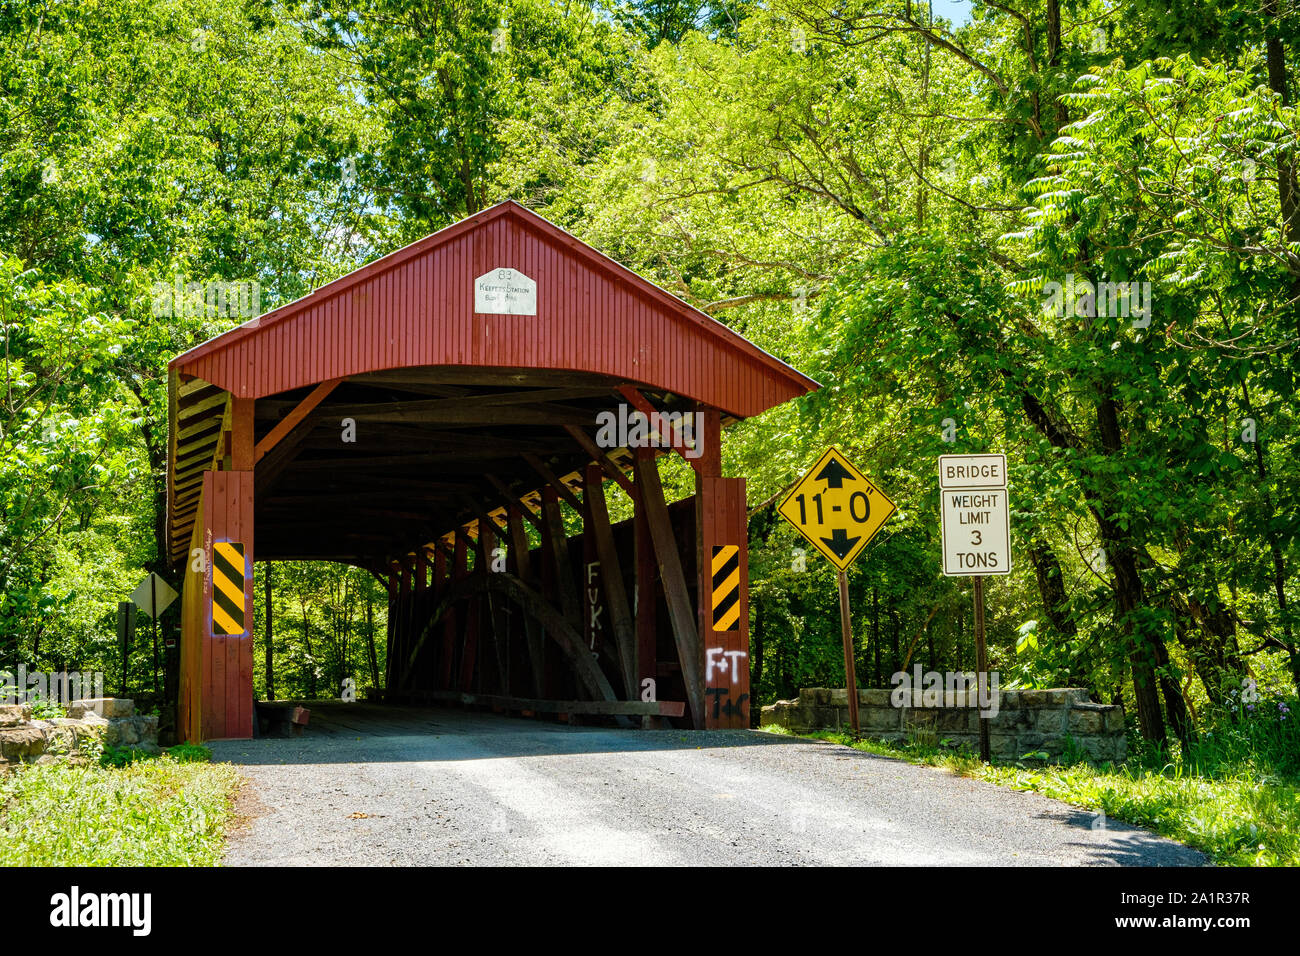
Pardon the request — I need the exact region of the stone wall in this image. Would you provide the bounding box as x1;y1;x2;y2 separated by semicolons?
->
760;688;1126;762
0;698;159;767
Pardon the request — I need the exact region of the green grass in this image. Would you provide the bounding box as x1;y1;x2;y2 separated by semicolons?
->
761;711;1300;867
0;749;239;866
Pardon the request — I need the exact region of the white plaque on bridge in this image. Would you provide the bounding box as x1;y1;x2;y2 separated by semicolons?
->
474;268;536;315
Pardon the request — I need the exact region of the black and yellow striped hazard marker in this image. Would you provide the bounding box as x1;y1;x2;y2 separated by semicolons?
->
711;545;741;632
212;541;247;636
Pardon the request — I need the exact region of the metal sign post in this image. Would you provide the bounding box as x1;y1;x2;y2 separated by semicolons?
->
837;570;859;733
129;572;179;700
150;575;159;696
779;447;897;735
938;454;1010;763
116;601;135;697
973;575;990;762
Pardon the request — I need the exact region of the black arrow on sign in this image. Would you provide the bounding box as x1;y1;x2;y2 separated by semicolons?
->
815;458;856;489
820;527;861;560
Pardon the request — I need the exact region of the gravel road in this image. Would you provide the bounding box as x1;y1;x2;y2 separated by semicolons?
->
209;703;1204;867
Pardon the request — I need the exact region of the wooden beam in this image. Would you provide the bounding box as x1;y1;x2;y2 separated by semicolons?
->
177;390;228;422
349;368;619;390
633;451;705;727
339;385;614;411
523;453;584;511
255;377;341;464
486;474;544;532
254;412;320;497
564;425;636;496
209;398;232;474
616;385;703;471
458;495;510;538
256;398;598;427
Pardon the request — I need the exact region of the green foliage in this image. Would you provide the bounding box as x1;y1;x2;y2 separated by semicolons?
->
0;0;1295;776
26;695;66;720
98;741;210;767
166;743;213;764
99;746;160;769
0;754;238;866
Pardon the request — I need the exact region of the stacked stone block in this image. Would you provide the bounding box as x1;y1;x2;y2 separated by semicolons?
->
760;687;1126;761
0;698;160;767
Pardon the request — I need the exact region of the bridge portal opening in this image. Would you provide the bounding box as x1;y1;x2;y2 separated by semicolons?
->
166;202;816;741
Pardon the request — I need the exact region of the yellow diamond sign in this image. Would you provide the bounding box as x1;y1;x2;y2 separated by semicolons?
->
777;447;897;571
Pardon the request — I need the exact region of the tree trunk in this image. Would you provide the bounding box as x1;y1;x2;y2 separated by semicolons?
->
872;586;881;686
365;587;380;692
1028;537;1077;640
299;597;316;698
264;564;274;701
1241;380;1298;695
1154;635;1192;747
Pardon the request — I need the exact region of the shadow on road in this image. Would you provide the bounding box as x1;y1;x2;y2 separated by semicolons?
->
206;701;824;765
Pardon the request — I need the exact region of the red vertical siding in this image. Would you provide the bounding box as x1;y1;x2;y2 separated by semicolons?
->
198;470;254;740
699;475;750;729
173;203;814;419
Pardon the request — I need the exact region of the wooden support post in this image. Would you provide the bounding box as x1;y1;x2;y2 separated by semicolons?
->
415;550;428;596
541;486;581;629
478;522;509;694
190;469;255;740
693;406;751;728
508;504;546;696
398;555;415;694
458;532;480;693
229;398;253;469
440;534;468;690
585;463;636;697
633;451;705;727
633;447;658;711
429;546;447;688
582;483;602;664
384;564;398;693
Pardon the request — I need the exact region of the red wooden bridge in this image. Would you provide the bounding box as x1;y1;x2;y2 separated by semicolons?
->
166;201;817;741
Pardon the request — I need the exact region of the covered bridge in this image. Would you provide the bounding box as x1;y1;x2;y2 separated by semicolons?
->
166;200;817;741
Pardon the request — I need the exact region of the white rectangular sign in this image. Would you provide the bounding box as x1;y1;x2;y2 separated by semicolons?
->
474;268;537;315
938;453;1007;490
941;486;1011;576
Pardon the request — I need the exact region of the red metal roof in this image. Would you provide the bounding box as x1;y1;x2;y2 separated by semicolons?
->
170;200;817;419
